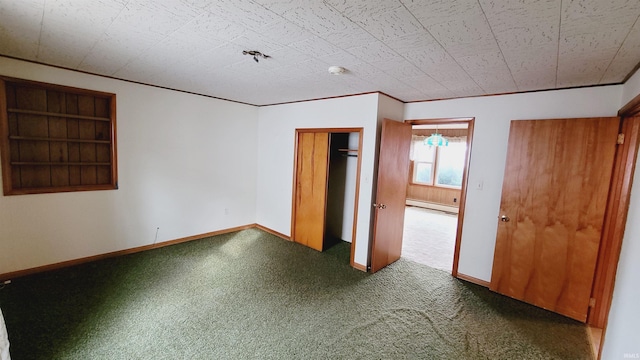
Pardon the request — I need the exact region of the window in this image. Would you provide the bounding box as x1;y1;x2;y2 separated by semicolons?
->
435;141;466;188
411;135;466;189
414;162;434;184
412;141;436;184
0;77;117;195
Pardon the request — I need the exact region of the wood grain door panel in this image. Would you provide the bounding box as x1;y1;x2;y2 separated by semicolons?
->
293;132;329;251
490;117;619;321
370;119;412;273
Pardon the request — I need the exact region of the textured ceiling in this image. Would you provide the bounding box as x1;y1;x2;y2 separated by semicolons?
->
1;0;640;106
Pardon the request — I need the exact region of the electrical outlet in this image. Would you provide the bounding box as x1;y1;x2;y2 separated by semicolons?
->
476;180;484;190
453;198;457;203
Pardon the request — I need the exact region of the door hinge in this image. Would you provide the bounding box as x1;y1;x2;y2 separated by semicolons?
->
617;133;625;145
589;297;596;307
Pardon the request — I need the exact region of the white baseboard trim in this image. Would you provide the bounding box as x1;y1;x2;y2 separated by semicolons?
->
406;199;459;214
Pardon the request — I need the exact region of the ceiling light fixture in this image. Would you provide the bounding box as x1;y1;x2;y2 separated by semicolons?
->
424;133;449;147
328;66;346;75
242;50;271;63
424;125;449;147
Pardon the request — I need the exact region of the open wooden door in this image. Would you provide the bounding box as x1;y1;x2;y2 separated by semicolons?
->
370;119;412;273
490;117;619;321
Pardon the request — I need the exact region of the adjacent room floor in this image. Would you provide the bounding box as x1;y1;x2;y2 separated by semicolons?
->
402;206;458;272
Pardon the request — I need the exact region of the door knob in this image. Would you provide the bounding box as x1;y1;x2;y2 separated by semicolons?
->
500;215;510;222
372;203;387;209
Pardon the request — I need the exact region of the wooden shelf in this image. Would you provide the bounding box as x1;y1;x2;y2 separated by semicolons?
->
11;162;112;166
9;136;111;144
1;76;118;195
7;108;111;122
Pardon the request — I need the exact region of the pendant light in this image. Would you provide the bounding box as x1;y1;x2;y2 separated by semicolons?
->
424;125;449;147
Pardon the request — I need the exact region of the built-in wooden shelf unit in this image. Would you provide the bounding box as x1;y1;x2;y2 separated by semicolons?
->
0;77;117;195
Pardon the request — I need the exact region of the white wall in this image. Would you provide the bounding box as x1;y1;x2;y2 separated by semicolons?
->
256;94;380;267
0;57;259;275
621;68;640;108
602;153;640;358
601;71;640;359
404;86;623;281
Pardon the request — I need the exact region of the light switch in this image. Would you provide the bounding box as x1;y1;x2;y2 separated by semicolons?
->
476;180;484;190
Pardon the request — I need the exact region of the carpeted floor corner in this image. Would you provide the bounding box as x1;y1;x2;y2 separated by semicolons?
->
0;228;592;359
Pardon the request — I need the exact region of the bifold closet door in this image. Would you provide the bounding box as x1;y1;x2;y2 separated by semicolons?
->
293;132;329;251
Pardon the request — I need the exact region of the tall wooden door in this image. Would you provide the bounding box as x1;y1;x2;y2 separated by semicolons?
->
293;132;329;251
370;119;412;273
490;117;619;321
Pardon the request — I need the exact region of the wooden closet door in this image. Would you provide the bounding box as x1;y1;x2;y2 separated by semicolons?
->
490;117;618;321
293;132;329;251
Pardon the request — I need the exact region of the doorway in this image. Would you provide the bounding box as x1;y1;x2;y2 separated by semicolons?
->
402;118;474;276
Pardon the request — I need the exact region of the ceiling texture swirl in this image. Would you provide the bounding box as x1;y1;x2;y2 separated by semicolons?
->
1;0;640;106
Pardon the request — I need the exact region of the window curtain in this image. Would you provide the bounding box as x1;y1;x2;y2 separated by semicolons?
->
409;134;466;160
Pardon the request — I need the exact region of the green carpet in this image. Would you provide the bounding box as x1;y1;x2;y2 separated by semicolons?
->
0;228;592;359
